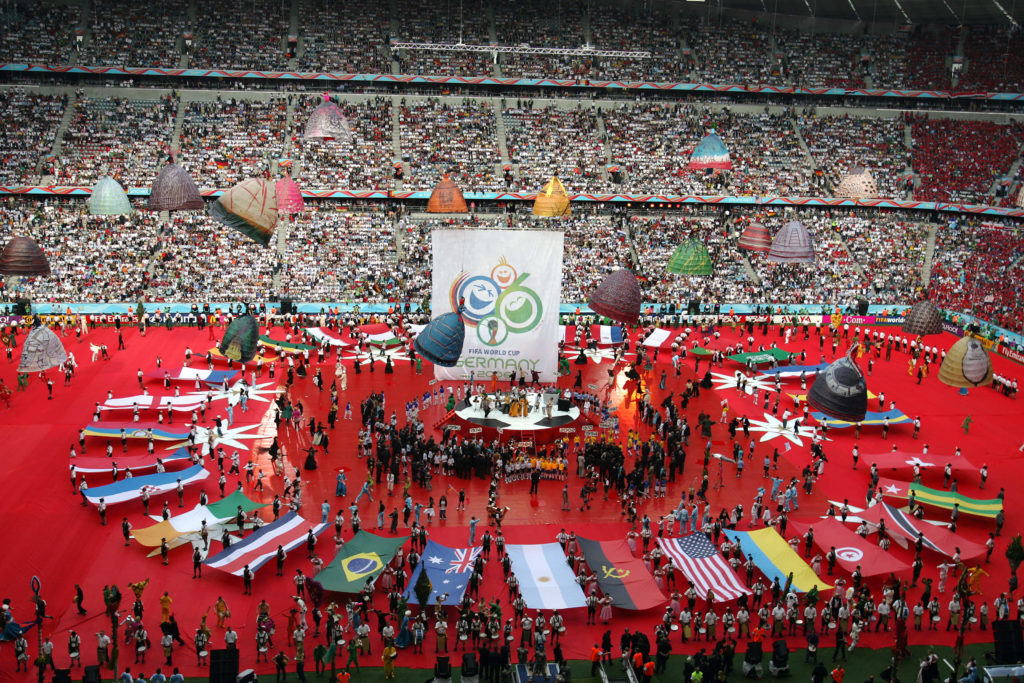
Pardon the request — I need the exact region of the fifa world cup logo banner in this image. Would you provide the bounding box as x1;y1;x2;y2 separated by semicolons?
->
431;229;564;382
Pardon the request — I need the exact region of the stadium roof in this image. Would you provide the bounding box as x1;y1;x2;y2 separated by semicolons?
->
715;0;1022;26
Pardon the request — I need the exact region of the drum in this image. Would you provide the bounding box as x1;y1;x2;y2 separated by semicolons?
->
698;628;707;634
506;635;514;641
199;650;209;658
796;620;804;625
670;624;679;631
932;616;941;622
559;627;566;633
829;622;837;630
460;635;468;641
727;627;736;633
543;629;551;636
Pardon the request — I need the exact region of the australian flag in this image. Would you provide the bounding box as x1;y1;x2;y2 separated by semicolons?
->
403;540;480;605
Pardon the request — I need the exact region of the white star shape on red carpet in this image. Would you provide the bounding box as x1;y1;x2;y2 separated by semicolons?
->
342;345;412;366
709;371;777;395
561;344;634;365
165;423;267;454
745;412;818;446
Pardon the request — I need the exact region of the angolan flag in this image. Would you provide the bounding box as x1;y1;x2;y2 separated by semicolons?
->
204;511;328;575
577;537;665;610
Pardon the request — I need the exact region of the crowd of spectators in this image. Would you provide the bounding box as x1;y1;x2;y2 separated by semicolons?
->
281;207;400;302
494;0;584;79
57;94;177;187
800;113;909;199
830;212;929;304
503;103;607;193
297;0;390;74
393;0;493;77
148;210;278;302
178;97;289;187
684;18;774;86
958;26;1024;93
586;5;685;82
0;2;77;65
930;222;1024;335
292;95;395;191
189;0;286;71
398;98;502;191
0;89;66;185
79;0;186;68
911;117;1022;204
558;212;633;302
905;31;953;91
0;197;159;302
777;29;862;89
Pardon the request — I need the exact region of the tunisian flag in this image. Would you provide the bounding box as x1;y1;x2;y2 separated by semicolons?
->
577;537;666;610
788;518;909;576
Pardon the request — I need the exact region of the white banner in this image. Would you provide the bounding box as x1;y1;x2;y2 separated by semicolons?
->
431;229;564;382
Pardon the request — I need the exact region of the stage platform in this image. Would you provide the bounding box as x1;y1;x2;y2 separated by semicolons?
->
449;391;585;445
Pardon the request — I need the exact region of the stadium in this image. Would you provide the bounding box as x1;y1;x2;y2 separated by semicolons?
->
0;1;1023;682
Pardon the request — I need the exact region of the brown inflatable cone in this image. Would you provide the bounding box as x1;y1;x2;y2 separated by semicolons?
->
938;336;994;388
532;176;571;217
0;236;50;276
427;175;468;213
588;269;642;325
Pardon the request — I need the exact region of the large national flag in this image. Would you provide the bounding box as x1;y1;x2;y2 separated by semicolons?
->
316;531;408;592
83;422;192;441
74;447;191;473
258;335;316;352
506;543;587;610
758;363;829;378
595;325;624;345
729;349;794;365
208;347;279;364
810;409;912;428
857;502;987;558
205;512;328;575
788;518;909;576
83;464;209;505
304;327;352;347
144;368;239;385
359;324;401;347
877;478;1002;518
641;328;672;348
102;395;208;412
862;451;975;478
404;540;480;605
131;490;267;546
723;528;831;593
658;534;750;601
577;537;665;610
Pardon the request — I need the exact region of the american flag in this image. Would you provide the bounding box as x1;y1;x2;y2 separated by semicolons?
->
659;534;751;601
446;547;481;574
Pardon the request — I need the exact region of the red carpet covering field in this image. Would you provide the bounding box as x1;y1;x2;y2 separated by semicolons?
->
0;318;1021;680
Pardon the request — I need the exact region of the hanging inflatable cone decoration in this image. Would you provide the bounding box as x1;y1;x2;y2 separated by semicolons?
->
902;296;943;336
414;310;466;367
588;268;642;325
767;220;815;263
834;165;879;199
0;236;50;276
666;239;713;275
219;309;261;363
738;222;771;252
304;93;353;142
148;150;204;212
18;324;67;373
427;174;468;213
89;176;132;215
209;178;279;247
688;129;732;170
939;336;993;388
807;344;868;422
275;172;305;215
532;176;571;217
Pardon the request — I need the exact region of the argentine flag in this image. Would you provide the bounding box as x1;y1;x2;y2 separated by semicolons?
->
506;543;587;610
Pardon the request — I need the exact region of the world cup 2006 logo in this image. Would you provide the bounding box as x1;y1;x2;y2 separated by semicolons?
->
448;256;543;347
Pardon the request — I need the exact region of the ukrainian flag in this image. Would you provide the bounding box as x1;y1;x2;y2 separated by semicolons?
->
724;528;831;593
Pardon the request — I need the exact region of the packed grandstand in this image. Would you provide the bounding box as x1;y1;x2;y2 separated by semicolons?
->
0;0;1022;338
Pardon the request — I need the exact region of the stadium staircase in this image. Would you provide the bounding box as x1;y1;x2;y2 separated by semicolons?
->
286;0;300;71
180;0;196;68
487;6;501;78
922;224;938;288
391;105;405;190
595;109;612;185
69;0;91;67
39;90;78;181
389;13;401;75
494;100;512;175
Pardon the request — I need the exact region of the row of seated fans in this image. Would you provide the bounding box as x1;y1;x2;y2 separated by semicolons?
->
9;91;1020;208
1;1;1023;91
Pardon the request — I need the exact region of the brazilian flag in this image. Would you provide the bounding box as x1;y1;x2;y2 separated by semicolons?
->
315;531;409;593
